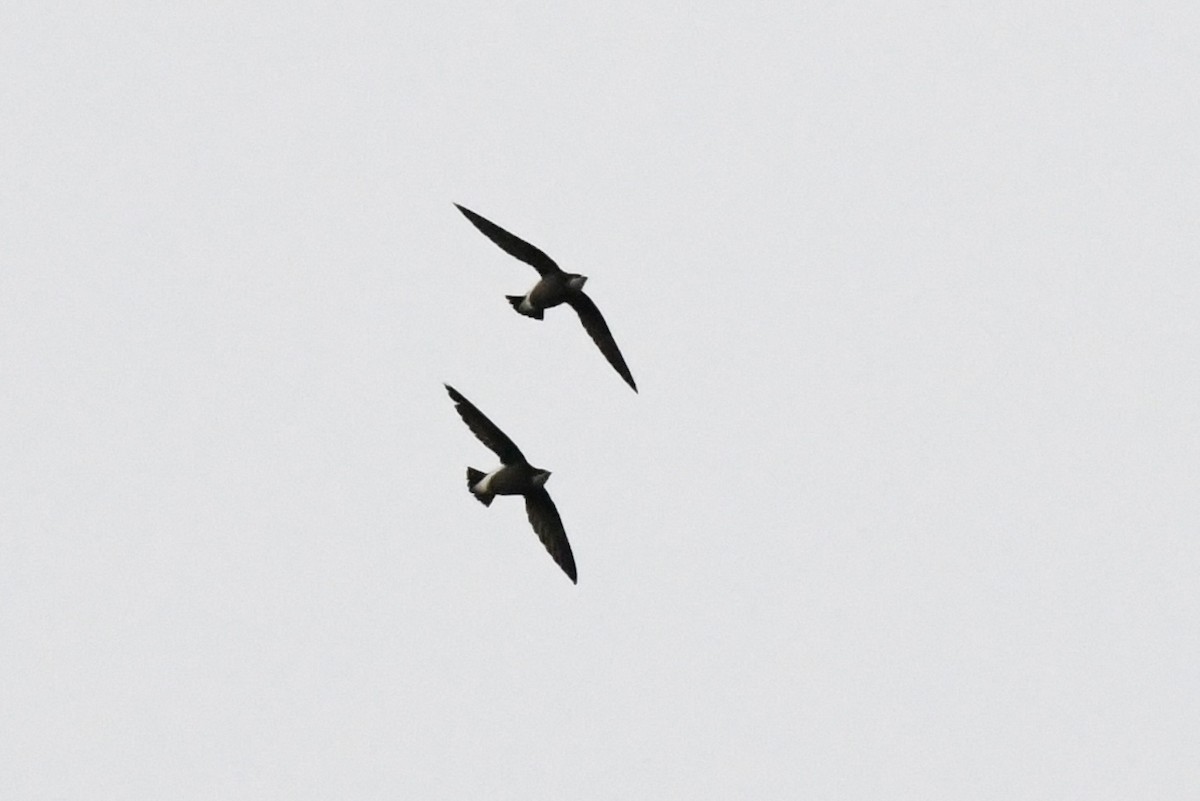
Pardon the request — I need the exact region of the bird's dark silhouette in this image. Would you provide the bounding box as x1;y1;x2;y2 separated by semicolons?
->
454;203;637;392
445;383;578;583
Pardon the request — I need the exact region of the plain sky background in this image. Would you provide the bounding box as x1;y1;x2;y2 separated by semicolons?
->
2;2;1198;798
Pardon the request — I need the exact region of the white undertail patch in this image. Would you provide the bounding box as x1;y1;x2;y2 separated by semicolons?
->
475;467;502;495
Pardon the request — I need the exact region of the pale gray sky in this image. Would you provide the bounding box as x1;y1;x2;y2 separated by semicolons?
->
2;2;1198;798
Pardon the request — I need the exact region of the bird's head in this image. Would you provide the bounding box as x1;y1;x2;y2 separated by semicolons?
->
567;274;588;291
533;469;552;487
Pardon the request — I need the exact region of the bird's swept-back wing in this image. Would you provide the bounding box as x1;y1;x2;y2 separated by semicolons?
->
567;293;637;392
445;384;526;464
455;204;560;277
525;489;577;583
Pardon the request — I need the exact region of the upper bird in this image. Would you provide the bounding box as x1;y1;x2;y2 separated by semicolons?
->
454;203;637;392
444;383;578;584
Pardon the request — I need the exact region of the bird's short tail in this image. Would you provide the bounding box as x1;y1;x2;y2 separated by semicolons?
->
506;295;543;320
466;467;494;507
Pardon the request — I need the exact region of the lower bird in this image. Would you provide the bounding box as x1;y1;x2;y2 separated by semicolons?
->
444;383;577;583
454;203;637;392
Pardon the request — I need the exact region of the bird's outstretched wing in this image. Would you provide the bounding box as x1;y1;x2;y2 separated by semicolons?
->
525;489;577;583
454;204;560;277
566;293;637;392
444;384;526;464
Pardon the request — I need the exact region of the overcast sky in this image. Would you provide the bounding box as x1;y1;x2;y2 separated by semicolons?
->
3;2;1198;798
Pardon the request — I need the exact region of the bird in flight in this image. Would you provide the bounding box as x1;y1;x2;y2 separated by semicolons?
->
444;383;578;583
454;203;637;392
